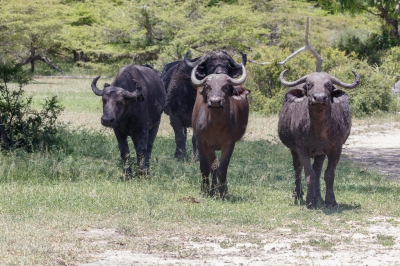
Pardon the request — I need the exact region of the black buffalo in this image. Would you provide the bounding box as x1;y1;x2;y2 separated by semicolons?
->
91;64;166;177
161;50;246;159
278;70;360;209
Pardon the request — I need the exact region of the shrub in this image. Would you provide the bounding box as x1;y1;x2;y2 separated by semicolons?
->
0;64;64;151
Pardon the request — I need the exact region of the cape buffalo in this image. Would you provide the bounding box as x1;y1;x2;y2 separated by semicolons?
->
278;70;360;209
91;64;166;177
191;63;249;198
161;50;246;160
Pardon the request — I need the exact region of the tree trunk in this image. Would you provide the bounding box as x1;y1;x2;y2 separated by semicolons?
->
378;5;400;41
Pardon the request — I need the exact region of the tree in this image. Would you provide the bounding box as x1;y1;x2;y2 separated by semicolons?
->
317;0;400;43
0;1;67;72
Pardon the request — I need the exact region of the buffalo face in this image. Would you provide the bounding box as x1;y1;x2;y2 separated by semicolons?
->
91;76;145;127
191;64;248;108
280;70;360;109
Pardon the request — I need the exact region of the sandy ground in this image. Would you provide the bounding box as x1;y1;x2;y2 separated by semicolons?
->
343;122;400;180
77;118;400;266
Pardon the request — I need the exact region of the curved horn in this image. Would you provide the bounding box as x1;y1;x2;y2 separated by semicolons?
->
91;76;103;96
184;51;209;68
227;64;247;86
279;70;308;87
190;65;208;87
331;71;360;89
122;90;144;100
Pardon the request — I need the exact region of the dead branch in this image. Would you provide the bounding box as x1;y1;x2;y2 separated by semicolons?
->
248;59;271;65
277;17;323;72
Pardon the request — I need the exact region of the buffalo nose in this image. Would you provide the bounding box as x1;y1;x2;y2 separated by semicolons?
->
312;93;328;104
209;96;223;108
101;116;115;126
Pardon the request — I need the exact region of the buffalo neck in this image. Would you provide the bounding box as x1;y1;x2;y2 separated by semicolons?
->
308;103;332;137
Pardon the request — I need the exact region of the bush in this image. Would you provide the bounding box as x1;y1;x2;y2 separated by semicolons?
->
245;47;396;117
335;26;399;65
0;64;64;151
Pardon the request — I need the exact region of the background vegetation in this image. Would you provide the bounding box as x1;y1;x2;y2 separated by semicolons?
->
1;0;400;116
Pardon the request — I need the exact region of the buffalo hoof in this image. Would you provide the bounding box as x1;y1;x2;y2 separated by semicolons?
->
325;201;338;210
174;149;187;160
135;168;150;177
292;190;304;200
306;197;318;210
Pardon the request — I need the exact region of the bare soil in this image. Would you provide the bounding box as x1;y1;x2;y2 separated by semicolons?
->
78;118;400;266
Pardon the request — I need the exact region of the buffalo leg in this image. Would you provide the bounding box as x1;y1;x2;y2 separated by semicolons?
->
144;122;160;173
198;144;216;196
296;147;318;209
216;143;235;199
131;129;149;176
191;134;199;161
324;150;341;208
312;154;326;203
114;130;132;179
170;114;187;159
290;150;304;200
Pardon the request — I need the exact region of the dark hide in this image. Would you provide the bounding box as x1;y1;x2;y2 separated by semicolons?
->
278;71;359;209
92;64;166;177
161;51;246;160
192;74;250;198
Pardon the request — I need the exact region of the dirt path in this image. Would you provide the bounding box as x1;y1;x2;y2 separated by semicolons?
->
343;121;400;180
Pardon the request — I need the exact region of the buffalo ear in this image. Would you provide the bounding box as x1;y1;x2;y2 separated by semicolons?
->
230;66;244;78
285;88;305;102
331;87;348;103
232;86;250;100
104;83;110;89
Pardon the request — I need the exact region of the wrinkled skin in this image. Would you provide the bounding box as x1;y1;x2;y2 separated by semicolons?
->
191;65;249;198
92;65;166;178
161;50;246;160
278;71;360;209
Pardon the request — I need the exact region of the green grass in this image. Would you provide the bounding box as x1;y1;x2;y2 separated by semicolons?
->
376;234;396;246
0;127;400;264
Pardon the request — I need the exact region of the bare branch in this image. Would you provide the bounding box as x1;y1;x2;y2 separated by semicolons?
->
277;17;323;72
248;59;271;65
395;1;400;14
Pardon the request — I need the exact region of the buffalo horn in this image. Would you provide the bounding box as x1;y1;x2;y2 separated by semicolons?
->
227;64;247;86
122;90;144;100
331;71;360;89
190;65;208;87
279;70;308;87
91;76;103;96
184;51;209;68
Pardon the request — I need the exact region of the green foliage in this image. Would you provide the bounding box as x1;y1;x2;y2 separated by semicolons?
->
335;26;399;65
0;64;64;151
207;0;238;7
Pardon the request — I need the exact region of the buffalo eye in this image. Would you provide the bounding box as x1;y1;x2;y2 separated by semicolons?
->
306;83;314;90
325;83;332;90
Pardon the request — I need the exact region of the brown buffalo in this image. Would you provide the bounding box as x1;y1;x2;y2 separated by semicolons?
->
190;63;250;198
278;70;360;209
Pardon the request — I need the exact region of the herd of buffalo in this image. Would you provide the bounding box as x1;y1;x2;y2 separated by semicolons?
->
91;49;360;210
